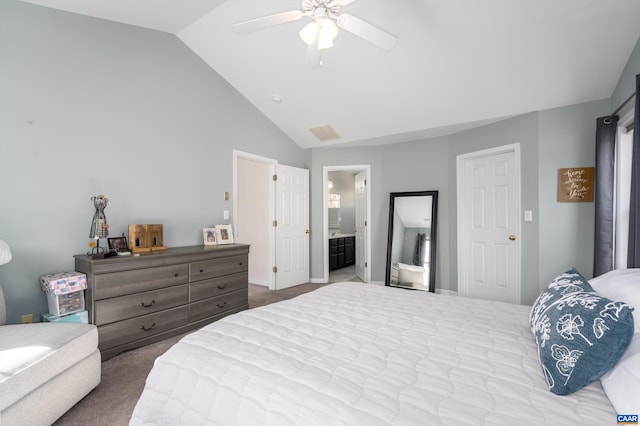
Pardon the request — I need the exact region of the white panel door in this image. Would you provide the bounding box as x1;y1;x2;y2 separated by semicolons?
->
460;149;520;303
275;164;309;289
354;171;367;282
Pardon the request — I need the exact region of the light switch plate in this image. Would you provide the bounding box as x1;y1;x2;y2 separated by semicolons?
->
524;210;533;222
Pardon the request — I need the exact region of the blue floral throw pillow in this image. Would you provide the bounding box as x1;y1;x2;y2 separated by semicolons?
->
530;268;635;395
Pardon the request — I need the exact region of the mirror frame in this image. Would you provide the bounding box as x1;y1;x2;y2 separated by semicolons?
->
385;190;438;292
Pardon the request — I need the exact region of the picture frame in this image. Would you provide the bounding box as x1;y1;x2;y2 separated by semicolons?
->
107;236;128;252
557;167;595;202
203;227;217;246
215;224;234;245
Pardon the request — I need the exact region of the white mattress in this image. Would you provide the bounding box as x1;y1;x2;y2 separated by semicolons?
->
130;282;615;425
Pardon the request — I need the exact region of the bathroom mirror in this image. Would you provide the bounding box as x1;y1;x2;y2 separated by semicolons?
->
385;191;438;292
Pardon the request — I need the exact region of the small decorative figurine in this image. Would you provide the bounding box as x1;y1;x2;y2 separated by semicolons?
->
88;194;109;257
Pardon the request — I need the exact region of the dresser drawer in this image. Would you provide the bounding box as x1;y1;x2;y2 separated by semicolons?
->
94;284;188;326
98;305;189;350
190;272;248;303
189;289;248;323
94;264;189;300
190;255;248;282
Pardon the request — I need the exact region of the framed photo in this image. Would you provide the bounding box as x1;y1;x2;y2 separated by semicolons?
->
203;227;217;246
107;236;128;252
215;224;234;245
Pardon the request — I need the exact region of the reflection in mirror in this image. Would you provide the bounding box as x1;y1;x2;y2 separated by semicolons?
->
328;193;340;230
385;191;438;292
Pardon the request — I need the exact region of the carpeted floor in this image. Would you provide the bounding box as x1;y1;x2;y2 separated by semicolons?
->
53;282;328;426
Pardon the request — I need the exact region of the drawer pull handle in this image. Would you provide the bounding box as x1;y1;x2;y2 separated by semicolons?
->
174;273;179;277
217;284;227;290
200;269;204;273
140;322;156;331
238;262;243;266
140;300;156;308
217;301;227;309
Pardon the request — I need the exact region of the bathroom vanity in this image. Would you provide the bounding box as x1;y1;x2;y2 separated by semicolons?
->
329;234;355;271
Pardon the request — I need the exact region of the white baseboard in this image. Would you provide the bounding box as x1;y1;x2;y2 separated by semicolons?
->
436;289;458;296
310;278;328;284
249;280;269;287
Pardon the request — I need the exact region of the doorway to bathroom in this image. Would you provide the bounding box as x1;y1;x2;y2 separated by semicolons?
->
323;165;371;284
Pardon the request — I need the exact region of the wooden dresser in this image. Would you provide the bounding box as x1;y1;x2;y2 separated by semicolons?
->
74;244;249;360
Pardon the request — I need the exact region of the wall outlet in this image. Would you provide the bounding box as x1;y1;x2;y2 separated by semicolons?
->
20;313;33;324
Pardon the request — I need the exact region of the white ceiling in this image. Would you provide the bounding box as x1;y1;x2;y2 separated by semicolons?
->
396;196;433;229
22;0;640;149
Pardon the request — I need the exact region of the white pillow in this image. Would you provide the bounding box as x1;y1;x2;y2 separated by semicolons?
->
590;269;640;333
397;262;425;272
600;332;640;416
398;268;425;284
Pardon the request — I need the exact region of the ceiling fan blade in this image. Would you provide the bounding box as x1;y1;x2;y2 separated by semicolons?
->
336;13;398;51
233;10;305;34
336;0;359;5
304;43;322;68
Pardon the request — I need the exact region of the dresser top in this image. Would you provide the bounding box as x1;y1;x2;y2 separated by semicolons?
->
75;244;250;273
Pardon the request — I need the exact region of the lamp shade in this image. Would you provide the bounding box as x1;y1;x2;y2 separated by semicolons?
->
299;21;320;45
318;19;338;50
0;239;12;266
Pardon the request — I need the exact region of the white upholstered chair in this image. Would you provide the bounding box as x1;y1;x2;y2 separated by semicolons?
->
0;240;101;426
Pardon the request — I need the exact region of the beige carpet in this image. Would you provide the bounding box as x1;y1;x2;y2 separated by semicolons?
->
53;282;327;426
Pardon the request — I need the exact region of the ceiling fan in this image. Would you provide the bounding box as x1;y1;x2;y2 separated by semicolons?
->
233;0;398;68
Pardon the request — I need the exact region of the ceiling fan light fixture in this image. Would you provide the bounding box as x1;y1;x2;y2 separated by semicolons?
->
317;34;334;50
299;21;320;45
317;18;338;50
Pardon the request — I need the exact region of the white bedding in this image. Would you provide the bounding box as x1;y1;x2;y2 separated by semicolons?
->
130;282;615;425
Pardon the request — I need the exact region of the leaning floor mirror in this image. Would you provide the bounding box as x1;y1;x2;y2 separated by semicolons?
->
385;191;438;292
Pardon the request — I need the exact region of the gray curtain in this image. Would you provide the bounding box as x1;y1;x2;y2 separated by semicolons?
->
413;233;426;266
594;114;618;277
627;74;640;267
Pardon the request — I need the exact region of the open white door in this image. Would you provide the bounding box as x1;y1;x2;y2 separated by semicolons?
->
355;171;367;282
274;164;309;289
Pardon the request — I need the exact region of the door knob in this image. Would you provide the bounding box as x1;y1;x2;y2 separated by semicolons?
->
305;229;310;234
509;234;516;241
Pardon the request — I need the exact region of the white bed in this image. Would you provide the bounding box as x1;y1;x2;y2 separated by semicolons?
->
130;282;616;425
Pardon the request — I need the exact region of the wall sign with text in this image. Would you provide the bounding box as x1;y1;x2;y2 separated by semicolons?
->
557;167;595;202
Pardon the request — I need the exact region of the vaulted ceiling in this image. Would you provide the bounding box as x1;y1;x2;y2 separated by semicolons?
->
22;0;640;149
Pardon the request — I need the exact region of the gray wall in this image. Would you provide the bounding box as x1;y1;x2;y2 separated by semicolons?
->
537;100;610;291
612;34;640;118
448;113;540;301
0;1;303;323
305;147;384;281
307;102;618;304
306;137;449;286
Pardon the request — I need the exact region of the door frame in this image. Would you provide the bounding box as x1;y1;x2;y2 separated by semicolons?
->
456;143;522;302
322;165;371;284
233;150;277;289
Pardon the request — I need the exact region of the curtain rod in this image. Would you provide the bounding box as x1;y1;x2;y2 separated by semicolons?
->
604;91;636;124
